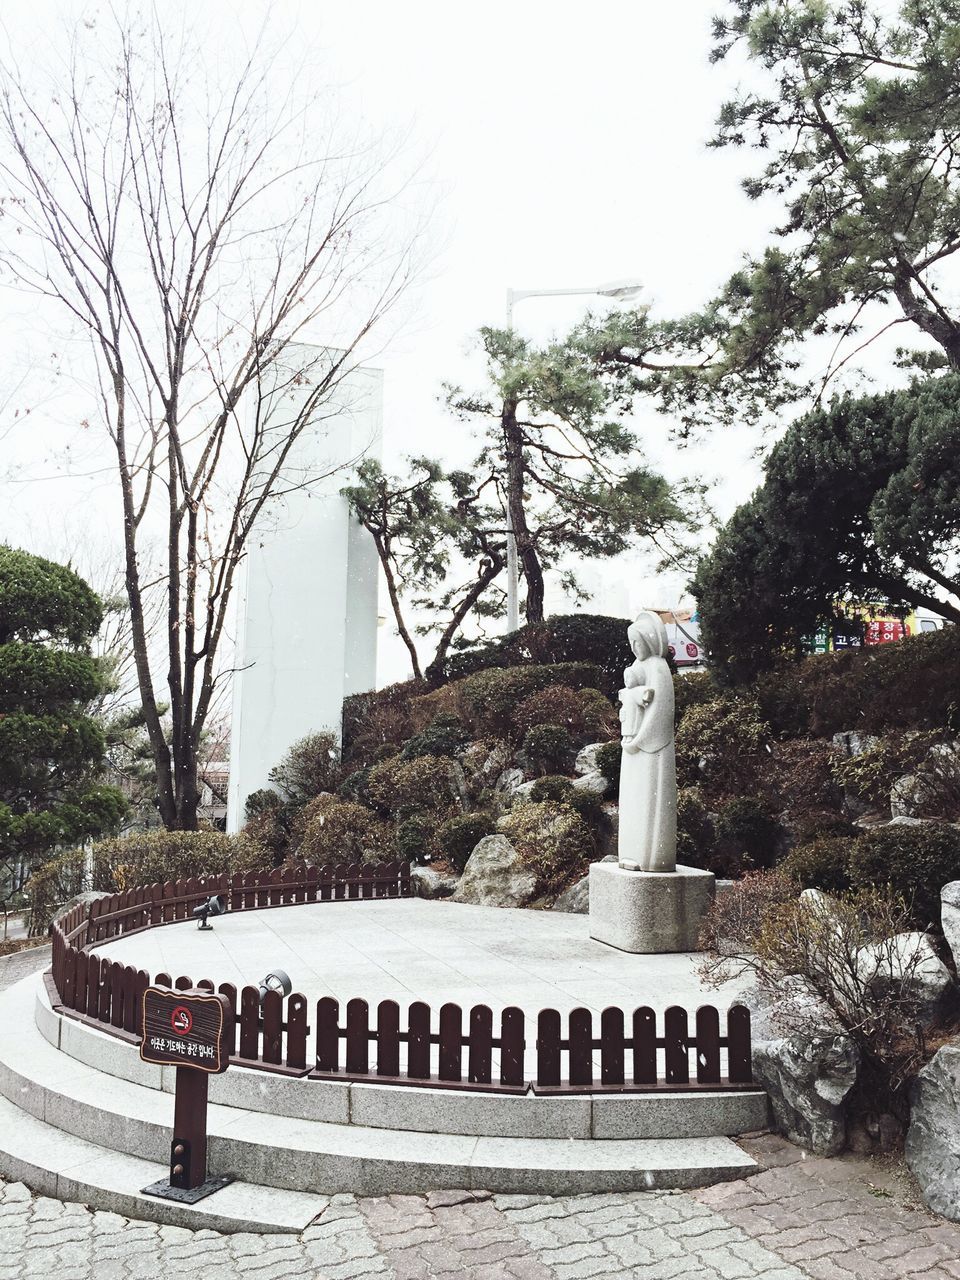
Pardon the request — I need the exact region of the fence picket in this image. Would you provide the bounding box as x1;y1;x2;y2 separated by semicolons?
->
632;1007;657;1085
62;947;76;1010
346;998;370;1075
86;954;101;1018
74;950;88;1013
239;986;260;1060
121;965;138;1032
569;1008;593;1087
500;1007;524;1087
726;1005;753;1084
218;983;238;1057
468;1005;493;1085
664;1006;689;1084
262;989;283;1064
315;997;340;1072
600;1007;625;1086
438;1003;462;1081
377;1000;400;1077
536;1009;561;1087
695;1006;721;1083
286;994;308;1070
407;1002;431;1078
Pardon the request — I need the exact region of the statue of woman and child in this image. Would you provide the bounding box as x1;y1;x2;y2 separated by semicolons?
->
616;611;677;874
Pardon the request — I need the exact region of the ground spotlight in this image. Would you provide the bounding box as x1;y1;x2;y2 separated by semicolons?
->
258;969;292;1003
192;894;226;930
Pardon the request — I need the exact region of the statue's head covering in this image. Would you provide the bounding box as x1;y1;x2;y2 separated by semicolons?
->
627;610;669;660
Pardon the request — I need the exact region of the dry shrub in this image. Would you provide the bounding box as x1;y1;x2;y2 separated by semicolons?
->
296;794;392;865
513;685;585;736
699;873;945;1112
365;753;464;821
500;800;594;888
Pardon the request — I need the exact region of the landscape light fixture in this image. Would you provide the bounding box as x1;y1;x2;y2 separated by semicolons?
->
192;895;226;930
258;970;293;1003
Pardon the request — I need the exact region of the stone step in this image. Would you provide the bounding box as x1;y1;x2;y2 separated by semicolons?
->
35;976;769;1141
0;1093;327;1234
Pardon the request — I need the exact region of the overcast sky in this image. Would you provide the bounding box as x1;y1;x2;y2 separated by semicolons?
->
0;0;792;684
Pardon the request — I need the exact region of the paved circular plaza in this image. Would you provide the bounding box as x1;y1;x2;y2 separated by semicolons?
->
93;898;749;1018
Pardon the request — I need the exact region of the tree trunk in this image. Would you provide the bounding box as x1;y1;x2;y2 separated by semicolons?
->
501;396;545;623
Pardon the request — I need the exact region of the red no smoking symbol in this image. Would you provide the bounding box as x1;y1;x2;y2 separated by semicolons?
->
170;1005;193;1036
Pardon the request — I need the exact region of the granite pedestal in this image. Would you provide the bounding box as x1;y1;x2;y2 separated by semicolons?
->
588;862;716;954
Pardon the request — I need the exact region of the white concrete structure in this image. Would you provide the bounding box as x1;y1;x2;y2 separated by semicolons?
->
227;347;382;830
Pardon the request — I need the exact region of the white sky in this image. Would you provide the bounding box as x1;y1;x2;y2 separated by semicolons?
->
0;1;806;685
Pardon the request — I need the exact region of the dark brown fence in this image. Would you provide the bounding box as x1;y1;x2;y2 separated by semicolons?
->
47;864;753;1093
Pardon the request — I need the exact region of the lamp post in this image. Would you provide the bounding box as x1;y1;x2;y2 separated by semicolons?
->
502;279;644;632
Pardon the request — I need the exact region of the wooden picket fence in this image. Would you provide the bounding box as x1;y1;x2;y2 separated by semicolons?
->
47;863;753;1093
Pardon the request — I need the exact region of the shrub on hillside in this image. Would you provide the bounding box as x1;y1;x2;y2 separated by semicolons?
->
522;724;575;774
394;815;437;864
341;680;423;764
832;732;941;813
27;829;269;934
500;800;594;886
848;822;960;931
677;787;715;868
770;739;844;813
780;836;854;895
399;714;469;761
297;794;392;864
436;812;496;872
365;753;464;820
268;732;342;803
753;629;960;739
513;685;586;736
594;741;622;789
528;774;604;822
676;696;771;794
715;796;780;866
674;670;717;727
440;614;630;697
414;662;602;737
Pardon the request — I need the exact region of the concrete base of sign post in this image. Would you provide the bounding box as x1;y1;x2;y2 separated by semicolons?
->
588;862;716;953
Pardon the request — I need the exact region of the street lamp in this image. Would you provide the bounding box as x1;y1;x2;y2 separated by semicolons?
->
502;278;644;632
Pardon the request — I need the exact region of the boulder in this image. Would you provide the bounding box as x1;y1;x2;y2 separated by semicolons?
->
452;835;537;908
411;865;458;900
552;875;589;914
571;770;610;798
855;931;952;1022
891;772;925;819
752;1033;860;1156
491;767;527;816
746;978;858;1156
906;1042;960;1221
574;743;608;776
458;740;512;800
832;731;881;759
942;881;960;971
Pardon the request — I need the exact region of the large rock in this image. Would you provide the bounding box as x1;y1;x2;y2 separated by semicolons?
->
572;770;610;799
891;741;960;818
942;881;960;971
458;740;512;800
855;931;953;1023
906;1042;960;1221
752;1033;860;1156
491;767;527;816
574;743;608;776
452;835;537;908
832;731;881;759
747;979;859;1156
552;875;589;914
411;865;458;900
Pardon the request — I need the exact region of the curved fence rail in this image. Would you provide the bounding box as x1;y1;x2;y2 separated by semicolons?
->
47;863;753;1093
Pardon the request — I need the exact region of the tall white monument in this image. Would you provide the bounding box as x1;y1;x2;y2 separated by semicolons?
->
226;346;382;831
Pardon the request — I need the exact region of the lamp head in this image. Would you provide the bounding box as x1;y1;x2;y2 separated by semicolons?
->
192;894;226;930
258;969;293;1003
596;279;644;302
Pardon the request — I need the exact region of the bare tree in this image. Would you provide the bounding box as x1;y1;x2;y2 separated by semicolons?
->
0;10;422;828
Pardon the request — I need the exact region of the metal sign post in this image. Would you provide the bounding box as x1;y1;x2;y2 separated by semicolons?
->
139;986;234;1203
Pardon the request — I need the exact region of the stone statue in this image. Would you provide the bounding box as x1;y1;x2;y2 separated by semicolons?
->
616;611;677;873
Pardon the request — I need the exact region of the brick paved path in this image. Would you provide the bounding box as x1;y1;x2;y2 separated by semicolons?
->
3;945;960;1279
